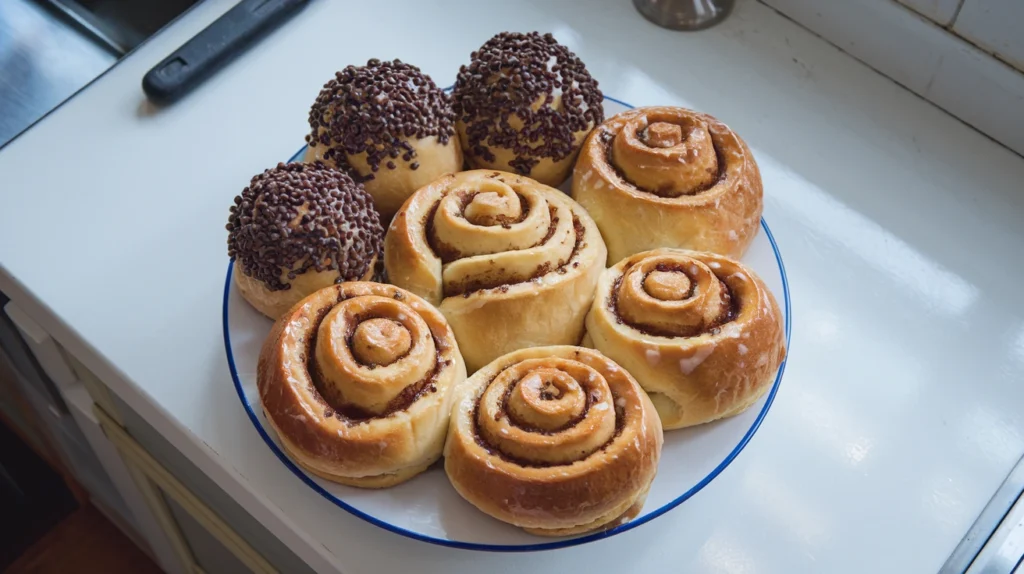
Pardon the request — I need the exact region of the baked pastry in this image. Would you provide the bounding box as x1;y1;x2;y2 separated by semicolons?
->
226;162;383;319
304;59;462;221
572;106;763;264
384;169;607;372
258;282;466;488
444;346;662;536
452;32;604;187
585;248;786;430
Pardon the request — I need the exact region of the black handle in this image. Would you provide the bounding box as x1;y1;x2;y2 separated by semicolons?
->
142;0;309;105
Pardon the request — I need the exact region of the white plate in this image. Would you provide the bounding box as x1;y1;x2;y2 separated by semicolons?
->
223;96;791;551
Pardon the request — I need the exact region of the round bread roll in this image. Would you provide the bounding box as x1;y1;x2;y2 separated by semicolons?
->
226;162;383;319
585;248;786;430
384;169;607;373
452;32;604;187
572;106;763;264
258;282;466;488
304;58;463;221
444;346;663;536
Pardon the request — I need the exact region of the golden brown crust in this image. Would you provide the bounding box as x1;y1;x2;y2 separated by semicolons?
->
257;282;466;487
235;255;376;319
585;248;786;430
572;106;763;264
457;121;589;188
444;346;663;535
384;170;607;372
305;136;463;222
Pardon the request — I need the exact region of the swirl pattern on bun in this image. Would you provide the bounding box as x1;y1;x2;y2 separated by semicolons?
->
258;282;466;487
585;248;786;429
384;169;607;372
572;106;763;263
444;346;662;536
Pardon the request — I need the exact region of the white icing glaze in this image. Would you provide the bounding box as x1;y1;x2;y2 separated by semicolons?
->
645;348;661;365
738;343;748;355
719;323;743;339
678;343;716;375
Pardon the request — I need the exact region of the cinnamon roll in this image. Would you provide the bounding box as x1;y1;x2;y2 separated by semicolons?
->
572;107;763;264
258;282;466;487
305;59;462;221
226;162;383;319
384;170;607;373
452;32;604;187
444;346;662;536
585;248;786;430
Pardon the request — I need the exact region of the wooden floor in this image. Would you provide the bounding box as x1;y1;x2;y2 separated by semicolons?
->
5;504;162;574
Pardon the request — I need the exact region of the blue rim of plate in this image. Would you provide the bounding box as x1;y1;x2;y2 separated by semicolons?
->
222;95;792;552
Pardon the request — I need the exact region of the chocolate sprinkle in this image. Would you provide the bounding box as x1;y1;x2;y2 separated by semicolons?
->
453;32;604;175
306;59;455;183
226;162;383;291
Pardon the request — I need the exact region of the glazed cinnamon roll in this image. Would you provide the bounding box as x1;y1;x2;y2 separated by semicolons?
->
444;346;662;536
585;249;785;430
384;170;607;373
257;282;466;488
572;107;763;264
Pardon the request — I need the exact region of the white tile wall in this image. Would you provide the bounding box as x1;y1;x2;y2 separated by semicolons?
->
760;0;1024;157
897;0;963;26
954;0;1024;71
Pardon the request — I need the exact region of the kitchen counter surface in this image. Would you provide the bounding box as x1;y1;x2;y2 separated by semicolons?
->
1;0;1023;572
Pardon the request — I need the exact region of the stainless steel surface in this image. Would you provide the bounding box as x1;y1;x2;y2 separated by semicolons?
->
944;455;1024;574
39;0;129;54
633;0;735;30
0;0;115;147
40;0;201;55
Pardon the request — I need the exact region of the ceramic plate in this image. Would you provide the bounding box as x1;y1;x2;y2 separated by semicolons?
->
223;96;791;551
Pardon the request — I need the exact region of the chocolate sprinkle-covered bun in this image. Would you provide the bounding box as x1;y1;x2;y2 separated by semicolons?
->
226;162;383;318
304;59;462;221
453;32;604;187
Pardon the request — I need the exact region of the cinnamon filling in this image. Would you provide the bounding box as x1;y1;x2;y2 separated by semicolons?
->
302;293;447;423
440;215;586;297
497;372;594;434
462;191;529;228
470;366;628;469
608;263;739;338
344;315;413;368
641;122;683;148
426;192;536;263
599;127;728;198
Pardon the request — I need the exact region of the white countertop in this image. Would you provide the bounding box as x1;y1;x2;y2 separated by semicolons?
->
2;0;1023;572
